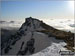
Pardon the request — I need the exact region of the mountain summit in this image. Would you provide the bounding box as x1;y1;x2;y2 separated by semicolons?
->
1;17;74;55
19;17;43;32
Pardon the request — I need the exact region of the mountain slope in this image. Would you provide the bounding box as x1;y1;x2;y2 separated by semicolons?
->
1;17;74;55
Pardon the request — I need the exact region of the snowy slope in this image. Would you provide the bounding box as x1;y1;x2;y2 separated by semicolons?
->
1;17;69;56
2;31;67;55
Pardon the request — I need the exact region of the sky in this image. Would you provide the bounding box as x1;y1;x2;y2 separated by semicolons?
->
0;0;74;21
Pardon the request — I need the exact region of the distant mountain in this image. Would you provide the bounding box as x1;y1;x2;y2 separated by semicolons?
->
1;17;74;55
0;20;15;24
0;21;7;24
9;21;15;23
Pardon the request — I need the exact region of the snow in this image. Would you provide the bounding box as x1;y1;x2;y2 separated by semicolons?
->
31;46;61;56
2;31;67;55
31;43;66;56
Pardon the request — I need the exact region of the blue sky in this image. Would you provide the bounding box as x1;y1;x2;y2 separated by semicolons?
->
1;1;74;20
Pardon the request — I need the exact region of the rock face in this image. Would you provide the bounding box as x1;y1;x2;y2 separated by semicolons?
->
19;17;43;32
1;17;74;55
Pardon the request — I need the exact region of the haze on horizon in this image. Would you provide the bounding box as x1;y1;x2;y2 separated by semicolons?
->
1;0;74;21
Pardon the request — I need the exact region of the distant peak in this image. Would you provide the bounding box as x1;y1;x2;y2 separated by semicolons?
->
26;17;33;19
29;17;32;18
